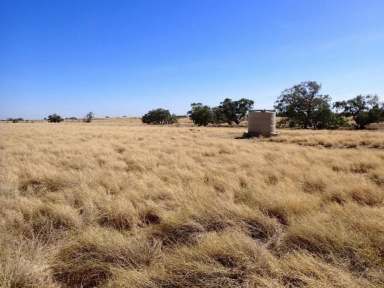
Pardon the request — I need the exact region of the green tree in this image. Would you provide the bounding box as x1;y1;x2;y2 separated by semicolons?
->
188;103;213;126
47;114;64;123
312;102;347;129
214;98;254;125
84;112;95;123
212;106;226;124
275;81;335;129
334;95;383;129
142;108;177;125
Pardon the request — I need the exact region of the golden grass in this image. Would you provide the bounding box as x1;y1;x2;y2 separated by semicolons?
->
0;119;383;287
263;129;384;149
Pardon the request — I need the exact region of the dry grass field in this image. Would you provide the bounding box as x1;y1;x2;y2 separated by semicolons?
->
1;119;384;288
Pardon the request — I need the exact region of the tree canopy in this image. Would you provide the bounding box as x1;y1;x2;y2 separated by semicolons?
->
334;95;383;129
216;98;254;125
84;112;95;123
47;114;64;123
142;108;177;125
188;103;213;126
275;81;339;129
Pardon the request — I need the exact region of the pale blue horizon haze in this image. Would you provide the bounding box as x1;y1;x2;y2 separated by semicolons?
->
1;0;383;119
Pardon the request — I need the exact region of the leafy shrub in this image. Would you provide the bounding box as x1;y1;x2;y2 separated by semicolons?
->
142;108;177;125
47;114;63;123
188;103;213;126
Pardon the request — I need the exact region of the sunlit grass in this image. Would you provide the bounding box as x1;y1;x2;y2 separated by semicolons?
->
0;119;383;287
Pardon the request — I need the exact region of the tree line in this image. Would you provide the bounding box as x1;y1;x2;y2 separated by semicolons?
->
142;81;384;129
42;112;95;123
13;81;382;130
275;81;384;129
142;98;254;126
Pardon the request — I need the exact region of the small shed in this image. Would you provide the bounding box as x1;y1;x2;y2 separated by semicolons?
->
248;110;277;137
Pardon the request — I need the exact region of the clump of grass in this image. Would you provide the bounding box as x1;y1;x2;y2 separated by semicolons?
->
151;217;205;246
282;203;384;272
0;236;59;288
104;269;155;288
278;252;372;288
96;198;137;230
18;172;73;195
1;198;81;241
139;207;162;226
52;227;160;288
349;186;384;206
24;203;81;240
149;231;279;288
168;200;282;244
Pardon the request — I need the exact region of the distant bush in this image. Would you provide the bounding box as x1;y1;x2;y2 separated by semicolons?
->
188;103;213;126
7;118;24;123
83;112;94;123
47;114;64;123
142;108;177;125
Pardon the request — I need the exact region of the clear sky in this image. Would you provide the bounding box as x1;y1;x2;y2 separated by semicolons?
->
1;0;383;119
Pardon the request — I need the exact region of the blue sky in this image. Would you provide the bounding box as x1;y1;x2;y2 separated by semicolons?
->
1;0;383;119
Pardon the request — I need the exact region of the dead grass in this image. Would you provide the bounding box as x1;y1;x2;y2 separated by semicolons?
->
0;119;384;287
262;129;384;149
52;227;160;288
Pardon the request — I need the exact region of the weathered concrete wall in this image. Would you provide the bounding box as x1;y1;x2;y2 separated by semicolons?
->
248;110;277;136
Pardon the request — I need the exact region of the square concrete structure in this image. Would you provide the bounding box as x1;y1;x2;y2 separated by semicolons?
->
248;110;277;137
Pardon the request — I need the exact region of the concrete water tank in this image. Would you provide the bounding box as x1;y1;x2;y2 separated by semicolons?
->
248;110;277;137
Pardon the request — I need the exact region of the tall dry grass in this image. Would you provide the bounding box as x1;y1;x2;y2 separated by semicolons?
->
0;119;383;287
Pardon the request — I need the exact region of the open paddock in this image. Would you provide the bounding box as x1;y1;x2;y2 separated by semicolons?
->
1;120;384;288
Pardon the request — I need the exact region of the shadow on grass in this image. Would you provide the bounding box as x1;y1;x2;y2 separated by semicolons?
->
235;132;259;139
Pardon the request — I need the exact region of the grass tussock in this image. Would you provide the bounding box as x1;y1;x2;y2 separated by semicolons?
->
283;203;384;272
52;227;160;288
0;119;384;287
0;236;58;288
96;198;137;230
148;231;277;288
